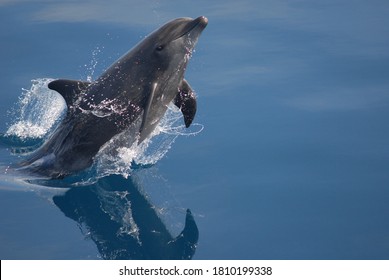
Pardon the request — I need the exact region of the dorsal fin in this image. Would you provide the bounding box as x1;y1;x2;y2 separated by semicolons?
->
48;79;91;107
174;79;197;127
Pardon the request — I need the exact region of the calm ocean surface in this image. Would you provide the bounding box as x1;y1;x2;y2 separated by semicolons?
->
1;0;389;259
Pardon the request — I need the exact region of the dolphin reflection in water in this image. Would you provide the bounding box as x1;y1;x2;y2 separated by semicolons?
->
52;174;199;259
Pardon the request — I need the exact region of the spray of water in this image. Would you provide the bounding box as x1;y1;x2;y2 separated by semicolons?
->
6;78;66;140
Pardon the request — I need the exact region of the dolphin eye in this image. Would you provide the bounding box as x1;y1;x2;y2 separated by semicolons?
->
156;45;164;51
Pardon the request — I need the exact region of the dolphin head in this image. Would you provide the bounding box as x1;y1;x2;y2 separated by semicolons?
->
137;16;208;83
120;16;208;141
151;16;208;53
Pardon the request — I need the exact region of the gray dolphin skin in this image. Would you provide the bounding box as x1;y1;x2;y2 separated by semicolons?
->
20;16;208;178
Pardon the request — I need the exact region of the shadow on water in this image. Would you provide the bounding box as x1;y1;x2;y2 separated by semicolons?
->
50;174;199;260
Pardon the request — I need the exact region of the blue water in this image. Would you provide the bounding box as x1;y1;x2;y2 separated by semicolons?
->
1;0;389;260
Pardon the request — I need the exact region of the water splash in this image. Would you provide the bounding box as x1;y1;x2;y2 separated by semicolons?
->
94;103;203;178
84;46;104;82
6;78;66;140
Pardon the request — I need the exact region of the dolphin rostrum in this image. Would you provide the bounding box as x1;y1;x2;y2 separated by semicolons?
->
20;16;208;178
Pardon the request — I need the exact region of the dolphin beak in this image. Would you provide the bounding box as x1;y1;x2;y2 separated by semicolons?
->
193;16;208;30
175;16;208;40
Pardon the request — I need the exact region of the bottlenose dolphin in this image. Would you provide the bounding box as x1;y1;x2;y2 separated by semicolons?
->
20;16;208;178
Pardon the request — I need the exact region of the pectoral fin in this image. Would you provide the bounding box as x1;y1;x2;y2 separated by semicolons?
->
139;82;158;143
167;209;199;259
174;79;197;127
48;79;91;108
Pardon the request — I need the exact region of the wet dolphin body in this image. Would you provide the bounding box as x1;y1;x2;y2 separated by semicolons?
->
20;16;208;178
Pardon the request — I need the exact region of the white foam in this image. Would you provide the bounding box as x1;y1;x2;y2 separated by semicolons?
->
6;78;66;139
94;103;203;178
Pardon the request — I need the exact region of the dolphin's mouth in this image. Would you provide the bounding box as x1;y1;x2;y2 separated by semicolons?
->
174;16;208;40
